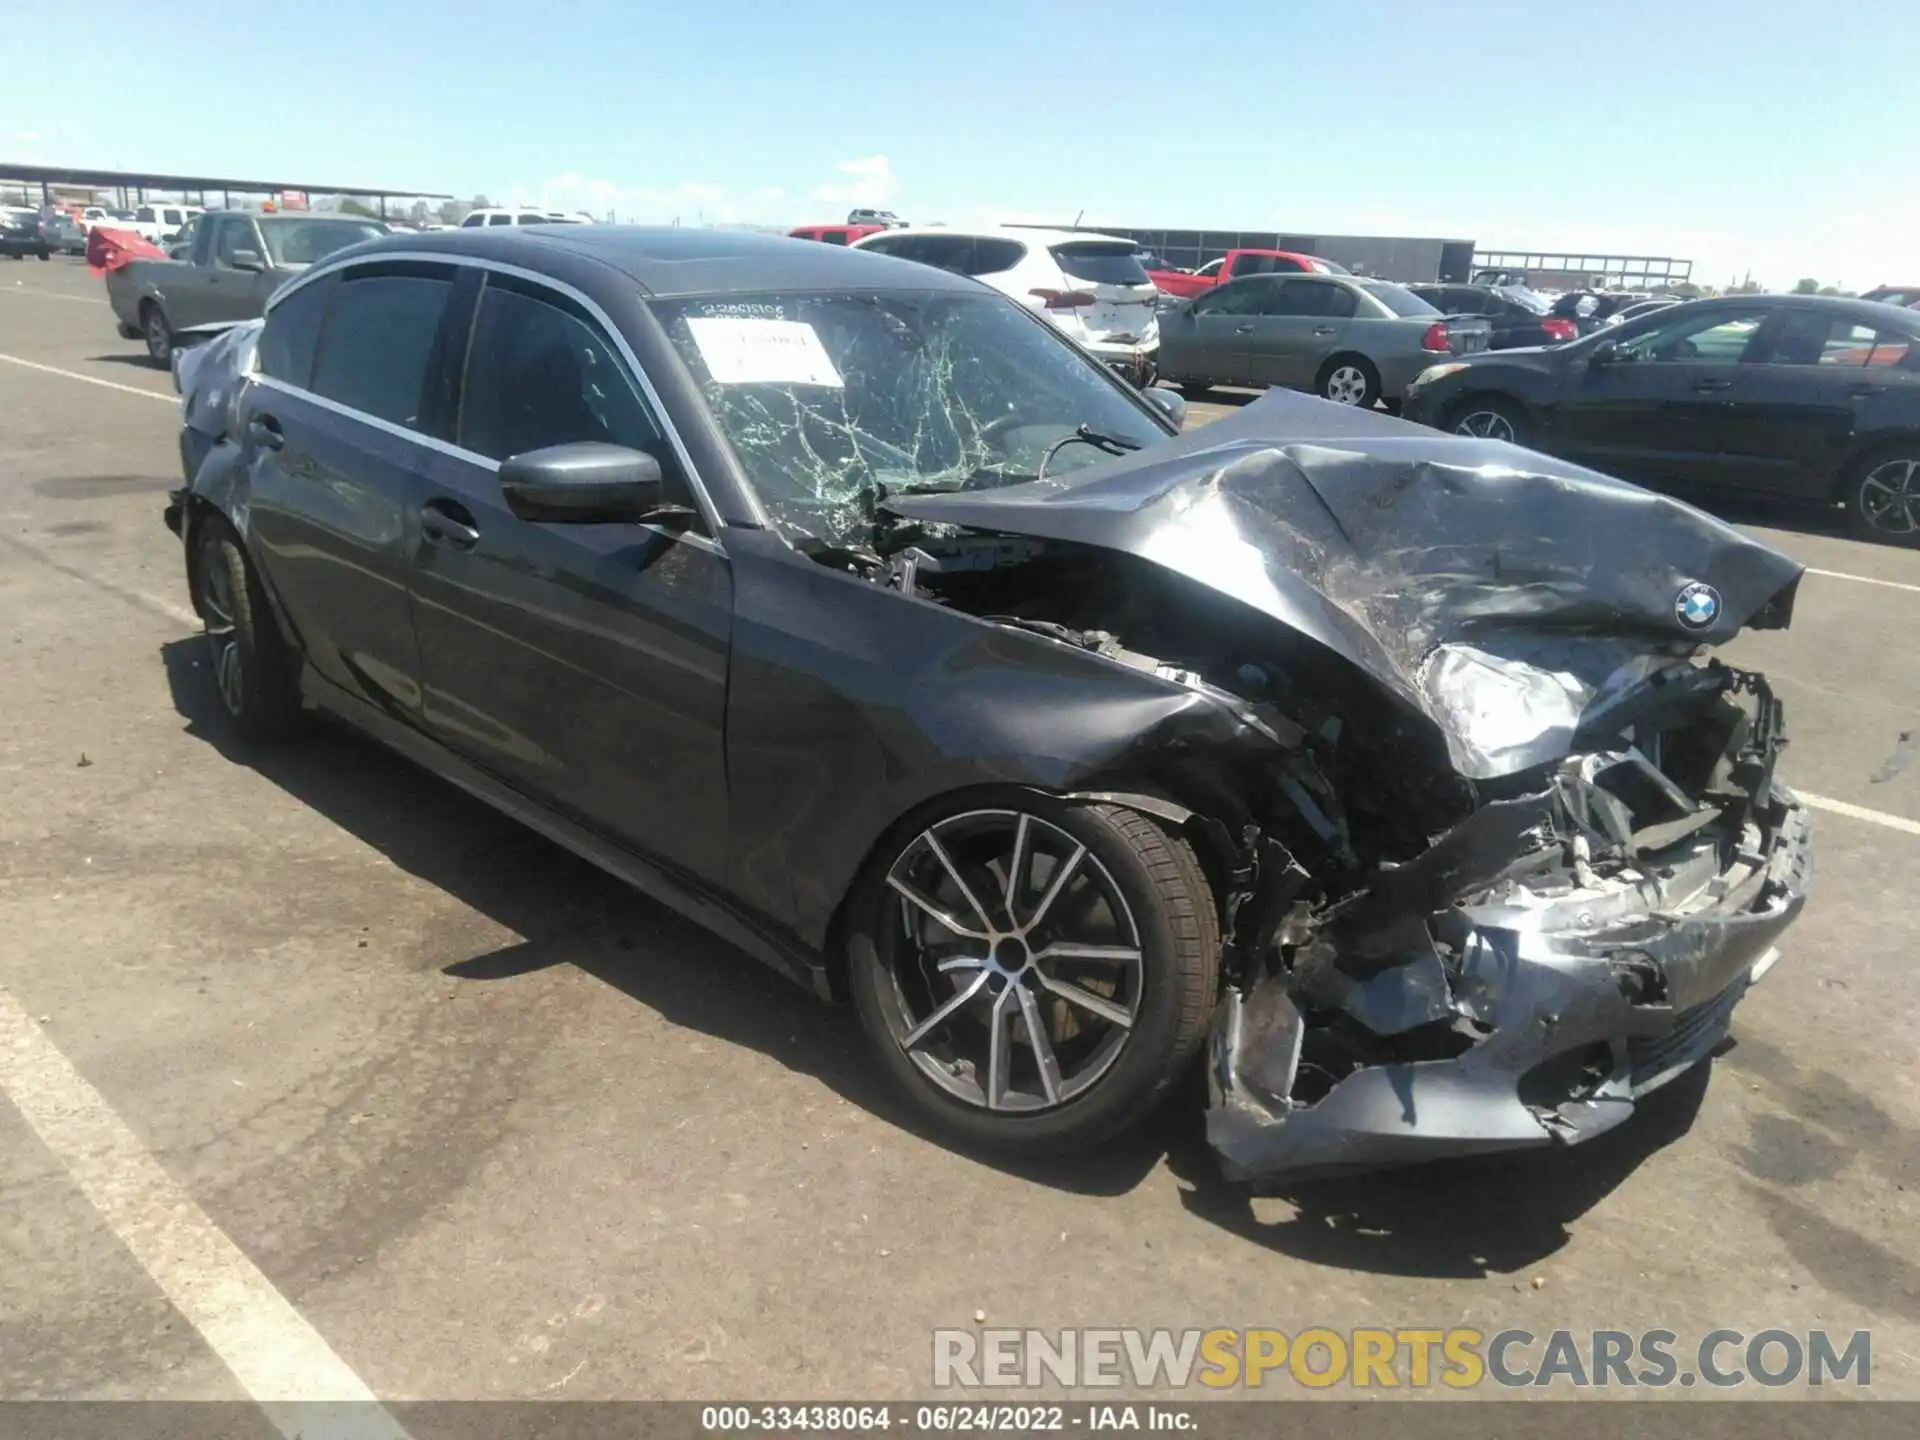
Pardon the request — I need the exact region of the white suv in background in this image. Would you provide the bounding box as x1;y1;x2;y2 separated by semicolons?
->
459;207;592;228
852;226;1161;384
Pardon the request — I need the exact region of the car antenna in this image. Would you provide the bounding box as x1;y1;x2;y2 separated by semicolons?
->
1072;209;1084;229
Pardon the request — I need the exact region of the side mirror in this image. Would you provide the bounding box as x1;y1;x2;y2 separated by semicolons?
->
229;249;267;272
499;442;694;526
1143;384;1188;430
1590;340;1621;365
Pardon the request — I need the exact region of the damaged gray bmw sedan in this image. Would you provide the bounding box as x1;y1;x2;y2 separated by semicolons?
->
164;227;1811;1184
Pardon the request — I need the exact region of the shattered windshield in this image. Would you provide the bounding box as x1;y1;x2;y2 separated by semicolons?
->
652;290;1168;547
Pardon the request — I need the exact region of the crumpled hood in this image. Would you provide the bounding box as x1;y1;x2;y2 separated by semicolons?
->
886;389;1805;777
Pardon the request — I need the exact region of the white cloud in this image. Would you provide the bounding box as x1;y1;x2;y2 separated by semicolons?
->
14;130;44;143
810;155;895;208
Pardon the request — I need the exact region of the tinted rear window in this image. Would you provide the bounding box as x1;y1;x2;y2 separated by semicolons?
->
1359;281;1440;317
1051;242;1151;286
309;271;452;429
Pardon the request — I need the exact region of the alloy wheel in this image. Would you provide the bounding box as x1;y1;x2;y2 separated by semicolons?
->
876;810;1144;1113
1454;409;1517;442
1858;458;1920;537
146;310;172;364
200;548;245;716
1324;365;1370;405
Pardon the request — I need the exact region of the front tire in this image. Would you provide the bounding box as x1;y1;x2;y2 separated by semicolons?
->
142;303;174;367
1447;395;1531;446
847;797;1219;1157
1841;448;1920;547
192;517;303;742
1318;355;1380;407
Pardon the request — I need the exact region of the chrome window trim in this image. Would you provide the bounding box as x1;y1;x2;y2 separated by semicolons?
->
248;381;720;557
267;250;724;536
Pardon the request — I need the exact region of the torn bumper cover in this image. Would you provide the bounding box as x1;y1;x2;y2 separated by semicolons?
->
1208;760;1811;1185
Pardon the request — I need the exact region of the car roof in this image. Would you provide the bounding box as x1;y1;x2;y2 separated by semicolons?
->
335;224;990;298
855;225;1135;247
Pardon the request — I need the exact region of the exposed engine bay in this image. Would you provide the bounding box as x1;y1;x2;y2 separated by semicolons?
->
859;393;1813;1182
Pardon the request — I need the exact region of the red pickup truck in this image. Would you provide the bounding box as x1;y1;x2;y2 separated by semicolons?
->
1149;248;1348;299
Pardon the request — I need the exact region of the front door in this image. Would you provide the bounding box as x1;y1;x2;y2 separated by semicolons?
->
1554;307;1771;488
206;216;273;323
406;271;733;885
1161;277;1272;386
1244;277;1357;390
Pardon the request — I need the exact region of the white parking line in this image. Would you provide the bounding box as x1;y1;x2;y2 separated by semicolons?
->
1805;567;1920;596
0;985;410;1438
0;285;110;305
0;352;173;402
1800;791;1920;838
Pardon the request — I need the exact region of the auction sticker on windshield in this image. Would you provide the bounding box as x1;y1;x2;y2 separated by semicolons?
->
685;316;844;387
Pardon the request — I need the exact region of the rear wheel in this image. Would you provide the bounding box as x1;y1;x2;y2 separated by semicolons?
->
1448;395;1531;445
1317;355;1380;407
847;797;1219;1157
1842;448;1920;547
192;517;303;742
142;303;174;366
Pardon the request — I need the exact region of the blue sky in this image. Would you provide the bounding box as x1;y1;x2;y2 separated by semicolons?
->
4;0;1911;288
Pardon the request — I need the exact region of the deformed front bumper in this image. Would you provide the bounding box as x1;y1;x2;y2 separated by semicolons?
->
1206;785;1812;1184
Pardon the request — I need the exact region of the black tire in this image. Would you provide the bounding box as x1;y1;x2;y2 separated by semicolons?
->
1177;379;1213;398
37;248;50;261
847;794;1220;1157
142;302;174;367
192;516;303;742
1839;446;1920;547
1317;354;1381;408
1446;394;1532;446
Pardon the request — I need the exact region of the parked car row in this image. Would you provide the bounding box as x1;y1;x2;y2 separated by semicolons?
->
1403;293;1920;545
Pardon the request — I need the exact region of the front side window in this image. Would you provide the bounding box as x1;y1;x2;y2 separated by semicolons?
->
457;280;661;462
653;290;1165;547
461;213;486;228
1616;309;1768;364
1190;277;1274;317
259;274;335;389
488;213;513;227
309;269;453;429
136;206;157;223
214;218;259;268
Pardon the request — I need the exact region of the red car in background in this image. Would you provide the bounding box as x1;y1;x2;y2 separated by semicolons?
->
1149;247;1348;298
789;223;886;246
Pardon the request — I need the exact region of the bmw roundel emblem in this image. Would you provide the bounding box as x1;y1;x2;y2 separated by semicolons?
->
1674;581;1722;632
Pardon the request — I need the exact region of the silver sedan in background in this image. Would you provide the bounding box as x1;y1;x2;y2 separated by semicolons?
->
1157;273;1491;408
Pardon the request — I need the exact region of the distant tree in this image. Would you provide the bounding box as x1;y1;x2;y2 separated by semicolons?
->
1792;277;1820;294
470;194;492;210
337;197;379;218
1673;282;1704;299
1727;279;1764;294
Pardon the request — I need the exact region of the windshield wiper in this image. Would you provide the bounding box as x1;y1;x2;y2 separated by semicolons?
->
1036;425;1142;485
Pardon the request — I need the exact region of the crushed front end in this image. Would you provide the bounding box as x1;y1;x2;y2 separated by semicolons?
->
1208;657;1809;1183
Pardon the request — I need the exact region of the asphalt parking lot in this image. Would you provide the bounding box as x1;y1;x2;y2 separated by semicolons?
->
2;256;1918;1409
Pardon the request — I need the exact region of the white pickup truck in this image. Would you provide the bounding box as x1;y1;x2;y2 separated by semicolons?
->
122;202;205;245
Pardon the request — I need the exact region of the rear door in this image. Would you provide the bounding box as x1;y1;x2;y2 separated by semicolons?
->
1244;278;1355;389
1711;312;1920;497
242;261;461;717
1555;306;1772;487
406;271;733;884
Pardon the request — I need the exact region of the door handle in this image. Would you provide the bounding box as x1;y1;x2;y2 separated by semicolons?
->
1233;323;1254;334
245;415;283;451
1313;325;1338;336
420;500;480;549
1847;384;1884;399
1693;378;1733;393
